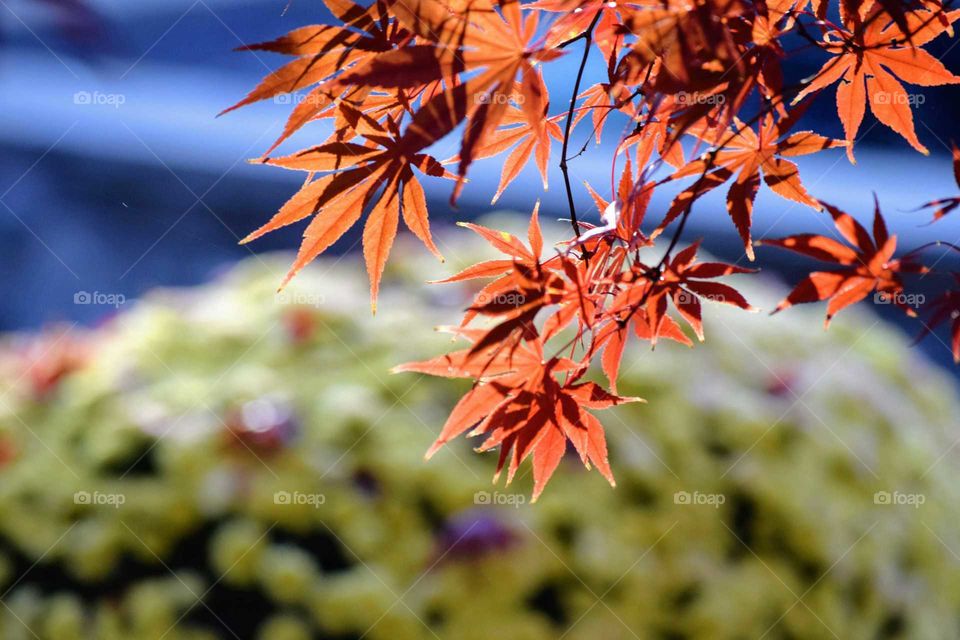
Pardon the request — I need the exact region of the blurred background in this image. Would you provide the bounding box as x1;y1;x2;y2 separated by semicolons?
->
2;3;960;639
1;0;960;365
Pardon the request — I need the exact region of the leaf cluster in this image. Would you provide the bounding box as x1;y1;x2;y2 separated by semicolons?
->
227;0;960;498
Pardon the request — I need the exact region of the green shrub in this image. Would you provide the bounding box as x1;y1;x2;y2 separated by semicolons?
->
0;230;957;640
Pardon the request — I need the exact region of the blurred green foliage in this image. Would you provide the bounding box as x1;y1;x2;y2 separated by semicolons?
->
0;229;958;640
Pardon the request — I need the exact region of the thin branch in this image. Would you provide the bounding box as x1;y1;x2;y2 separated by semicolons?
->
560;10;603;248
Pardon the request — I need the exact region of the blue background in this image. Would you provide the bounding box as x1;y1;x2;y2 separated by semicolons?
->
2;0;960;369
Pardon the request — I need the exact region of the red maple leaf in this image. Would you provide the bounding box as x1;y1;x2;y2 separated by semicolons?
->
794;6;960;160
660;114;845;259
611;241;756;344
760;200;927;325
395;337;641;501
241;107;449;309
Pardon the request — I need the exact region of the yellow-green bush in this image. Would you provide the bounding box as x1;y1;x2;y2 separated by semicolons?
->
0;229;957;640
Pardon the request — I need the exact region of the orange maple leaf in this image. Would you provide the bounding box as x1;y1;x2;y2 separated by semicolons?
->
241;107;449;310
794;7;960;161
760;200;927;325
659;114;845;259
395;336;641;501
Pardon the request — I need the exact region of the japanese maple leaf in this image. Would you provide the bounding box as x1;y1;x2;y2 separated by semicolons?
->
534;0;625;60
616;0;750;94
838;0;950;43
395;337;641;500
759;200;927;325
436;206;593;354
221;0;401;154
448;104;564;204
435;203;546;288
594;309;692;392
794;6;960;161
917;142;960;222
747;3;791;110
616;0;775;136
916;275;960;362
766;0;826;19
575;82;647;151
579;155;656;252
611;241;756;347
659;115;845;259
489;111;564;203
594;241;754;391
241;107;448;310
363;0;563;199
632;98;701;175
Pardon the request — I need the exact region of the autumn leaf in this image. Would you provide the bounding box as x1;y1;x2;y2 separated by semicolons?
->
535;0;625;60
578;155;655;250
759;200;927;325
794;6;960;160
220;0;399;155
611;241;756;344
241;107;449;309
447;106;564;204
374;0;564;201
450;206;597;356
659;114;845;259
395;337;640;501
616;0;750;95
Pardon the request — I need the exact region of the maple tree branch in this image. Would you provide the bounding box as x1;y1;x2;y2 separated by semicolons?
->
905;240;960;258
560;11;603;249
